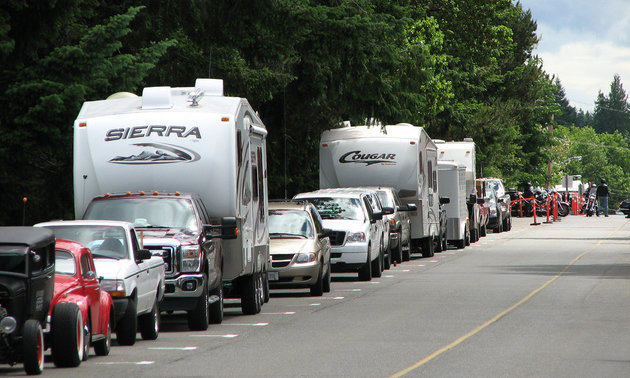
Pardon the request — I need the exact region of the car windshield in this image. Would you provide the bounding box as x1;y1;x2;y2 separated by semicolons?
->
84;197;199;231
55;250;76;275
305;197;363;220
45;225;128;260
0;245;27;274
269;210;314;238
376;191;394;208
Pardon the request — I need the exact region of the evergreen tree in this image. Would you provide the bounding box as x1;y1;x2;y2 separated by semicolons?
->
592;74;630;136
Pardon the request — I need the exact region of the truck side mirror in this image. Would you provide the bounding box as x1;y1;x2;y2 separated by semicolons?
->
381;206;394;215
401;203;417;212
440;196;450;205
136;249;153;262
204;217;238;240
319;228;333;239
371;212;383;222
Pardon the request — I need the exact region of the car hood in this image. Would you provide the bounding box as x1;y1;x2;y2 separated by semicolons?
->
92;258;134;280
270;238;312;255
321;219;367;233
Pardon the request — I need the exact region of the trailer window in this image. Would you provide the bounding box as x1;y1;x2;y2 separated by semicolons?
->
427;160;433;189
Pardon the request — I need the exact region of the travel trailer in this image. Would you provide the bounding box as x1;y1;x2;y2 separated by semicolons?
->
437;161;469;248
319;123;440;257
434;138;483;242
73;78;269;320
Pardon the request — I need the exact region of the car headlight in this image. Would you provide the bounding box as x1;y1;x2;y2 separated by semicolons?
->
346;232;366;243
0;316;17;334
295;252;316;263
101;279;126;297
181;246;201;273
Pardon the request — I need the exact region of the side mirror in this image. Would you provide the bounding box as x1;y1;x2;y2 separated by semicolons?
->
402;203;417;212
477;198;485;205
85;271;97;280
204;217;238;240
371;212;383;222
136;249;152;262
381;206;394;215
319;228;333;239
440;196;450;205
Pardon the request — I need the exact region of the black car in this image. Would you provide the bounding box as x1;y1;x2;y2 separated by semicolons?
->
0;227;56;375
619;199;630;216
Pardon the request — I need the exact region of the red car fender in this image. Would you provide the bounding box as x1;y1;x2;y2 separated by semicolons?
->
98;291;114;332
53;294;90;323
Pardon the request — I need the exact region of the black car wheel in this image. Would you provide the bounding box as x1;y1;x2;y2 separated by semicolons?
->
188;283;210;329
93;313;112;356
139;298;159;340
51;302;84;367
22;319;44;375
116;298;137;346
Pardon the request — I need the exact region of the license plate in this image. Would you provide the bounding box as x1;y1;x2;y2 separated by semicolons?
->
267;271;279;281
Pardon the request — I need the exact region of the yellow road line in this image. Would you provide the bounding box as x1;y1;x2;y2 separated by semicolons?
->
390;222;626;378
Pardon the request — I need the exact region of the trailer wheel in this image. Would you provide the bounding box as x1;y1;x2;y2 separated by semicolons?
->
51;302;84;367
241;272;262;315
22;319;44;375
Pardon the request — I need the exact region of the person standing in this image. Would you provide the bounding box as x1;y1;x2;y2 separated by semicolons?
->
596;179;610;217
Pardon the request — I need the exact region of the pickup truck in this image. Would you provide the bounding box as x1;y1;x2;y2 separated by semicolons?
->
35;220;165;346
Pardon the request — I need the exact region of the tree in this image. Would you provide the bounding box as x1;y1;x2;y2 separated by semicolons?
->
0;5;174;225
592;74;630;136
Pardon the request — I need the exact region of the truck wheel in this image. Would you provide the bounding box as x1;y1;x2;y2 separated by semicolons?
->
421;237;434;258
51;302;84;367
455;239;465;249
188;283;210;330
241;273;262;315
209;284;224;324
358;248;372;281
310;265;324;296
480;224;487;237
323;261;332;293
139;299;159;340
116;299;137;346
371;245;383;278
391;237;402;263
22;319;44;375
93;313;112;356
263;273;270;303
402;236;411;261
82;317;91;361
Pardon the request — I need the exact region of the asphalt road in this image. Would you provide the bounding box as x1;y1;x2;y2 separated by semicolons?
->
3;214;630;377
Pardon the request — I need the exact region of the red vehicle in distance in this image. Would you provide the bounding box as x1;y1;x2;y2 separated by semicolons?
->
46;239;114;367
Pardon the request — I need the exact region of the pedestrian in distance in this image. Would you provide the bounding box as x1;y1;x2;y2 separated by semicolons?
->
595;178;610;217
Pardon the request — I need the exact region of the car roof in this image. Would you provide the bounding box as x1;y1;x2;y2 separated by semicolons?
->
294;189;367;199
0;227;55;249
35;219;134;230
269;200;312;211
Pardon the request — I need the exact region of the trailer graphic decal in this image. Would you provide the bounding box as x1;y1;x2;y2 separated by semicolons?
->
338;150;396;166
109;143;201;164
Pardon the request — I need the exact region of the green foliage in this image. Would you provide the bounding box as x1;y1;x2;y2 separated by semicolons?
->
2;1;630;224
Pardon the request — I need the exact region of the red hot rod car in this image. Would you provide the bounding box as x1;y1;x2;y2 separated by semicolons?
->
46;239;114;367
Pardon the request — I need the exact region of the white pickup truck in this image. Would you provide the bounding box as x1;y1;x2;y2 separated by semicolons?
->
35;220;165;345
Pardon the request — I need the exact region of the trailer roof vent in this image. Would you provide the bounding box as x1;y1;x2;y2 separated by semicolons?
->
142;86;173;109
463;137;474;142
194;79;223;96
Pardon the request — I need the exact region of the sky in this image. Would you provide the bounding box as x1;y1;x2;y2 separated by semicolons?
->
517;0;630;112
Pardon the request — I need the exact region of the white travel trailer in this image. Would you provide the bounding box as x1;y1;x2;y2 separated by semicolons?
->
73;78;269;316
437;161;469;248
434;138;483;242
319;123;440;257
